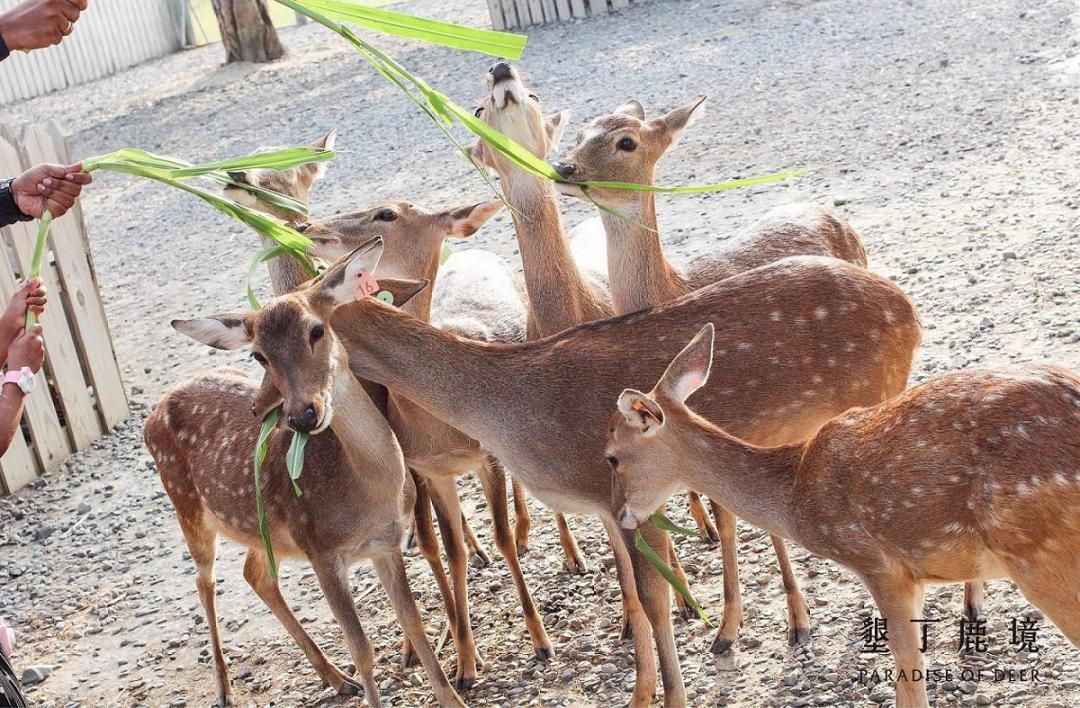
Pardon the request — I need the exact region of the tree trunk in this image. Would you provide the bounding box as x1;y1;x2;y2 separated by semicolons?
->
212;0;285;64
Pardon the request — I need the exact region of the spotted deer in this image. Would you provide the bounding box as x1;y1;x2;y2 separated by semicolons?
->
301;200;553;688
145;242;465;707
325;241;921;706
551;97;873;652
609;324;1080;708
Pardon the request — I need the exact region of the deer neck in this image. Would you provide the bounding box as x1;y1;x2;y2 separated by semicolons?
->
676;413;802;540
262;235;314;296
600;194;688;314
326;348;407;484
505;174;602;335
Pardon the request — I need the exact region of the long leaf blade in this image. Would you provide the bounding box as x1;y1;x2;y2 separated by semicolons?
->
286;431;308;497
635;528;711;625
649;511;701;538
255;407;283;578
169;147;336;179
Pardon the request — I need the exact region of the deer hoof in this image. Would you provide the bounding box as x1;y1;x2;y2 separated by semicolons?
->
402;647;421;668
620;620;633;641
452;675;476;691
564;558;588;575
788;627;811;647
215;693;233;708
710;635;734;655
534;644;555;662
336;677;363;696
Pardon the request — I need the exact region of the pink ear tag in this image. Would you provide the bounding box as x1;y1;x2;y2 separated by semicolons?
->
352;270;380;301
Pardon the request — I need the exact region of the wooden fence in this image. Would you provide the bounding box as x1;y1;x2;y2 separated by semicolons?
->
0;0;185;104
486;0;635;29
0;121;129;494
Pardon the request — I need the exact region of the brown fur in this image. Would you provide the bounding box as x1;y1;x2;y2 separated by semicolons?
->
609;326;1078;708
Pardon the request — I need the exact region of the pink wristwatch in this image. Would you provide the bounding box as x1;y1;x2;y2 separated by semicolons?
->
2;366;35;395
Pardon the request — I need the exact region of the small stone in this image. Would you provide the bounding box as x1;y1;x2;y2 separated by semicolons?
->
959;680;978;694
974;694;992;705
21;665;52;686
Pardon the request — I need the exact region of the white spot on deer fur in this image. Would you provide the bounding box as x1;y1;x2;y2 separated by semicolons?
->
944;521;964;534
738;342;752;352
1017;424;1031;440
769;356;780;366
845;342;857;352
827;357;836;367
884;309;896;324
794;316;807;326
745;379;759;388
1016;481;1031;496
814;307;828;320
948;475;961;484
770;311;782;322
1054;473;1068;486
812;374;824;384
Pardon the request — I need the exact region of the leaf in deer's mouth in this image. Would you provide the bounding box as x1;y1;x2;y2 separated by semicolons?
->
635;524;711;626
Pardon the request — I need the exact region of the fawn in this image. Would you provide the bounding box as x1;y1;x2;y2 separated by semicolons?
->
552;96;873;651
301;199;554;688
325;241;921;707
145;241;464;707
608;323;1080;707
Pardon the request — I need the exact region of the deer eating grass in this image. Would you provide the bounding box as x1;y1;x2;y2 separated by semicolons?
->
301;200;553;688
608;323;1080;707
145;242;464;707
552;95;874;652
325;239;921;706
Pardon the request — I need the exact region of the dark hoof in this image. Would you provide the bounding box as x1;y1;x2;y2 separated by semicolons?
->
405;531;418;551
337;677;363;696
564;559;589;575
710;635;734;655
402;649;421;668
703;527;721;544
677;603;696;621
453;675;477;691
963;604;983;622
789;627;812;647
620;621;634;641
516;542;530;556
535;645;555;662
470;550;492;569
215;694;233;707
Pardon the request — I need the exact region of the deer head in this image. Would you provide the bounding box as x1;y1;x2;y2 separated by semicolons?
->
553;98;705;208
302;200;503;278
171;238;428;434
223;130;337;224
469;62;569;180
608;323;715;529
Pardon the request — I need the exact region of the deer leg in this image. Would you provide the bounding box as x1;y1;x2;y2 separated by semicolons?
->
771;534;811;645
666;535;692;620
308;557;381;706
1004;560;1080;648
511;475;533;555
478;455;554;660
242;551;360;697
963;581;985;622
178;517;231;707
863;573;929;708
428;476;481;690
372;552;466;708
686;492;720;543
603;519;658;708
709;501;745;654
629;521;687;708
406;471;458;669
461;511;491;568
557;512;589;574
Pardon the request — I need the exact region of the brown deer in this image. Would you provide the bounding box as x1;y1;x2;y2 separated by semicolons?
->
325;242;921;706
551;97;872;651
145;241;465;707
301;200;553;688
608;323;1080;708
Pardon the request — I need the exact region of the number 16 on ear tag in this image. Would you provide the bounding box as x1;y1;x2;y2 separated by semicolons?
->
353;270;380;301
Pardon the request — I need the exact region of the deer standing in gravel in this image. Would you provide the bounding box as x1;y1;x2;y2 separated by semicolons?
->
325;239;921;706
300;200;553;688
608;323;1080;708
145;242;464;707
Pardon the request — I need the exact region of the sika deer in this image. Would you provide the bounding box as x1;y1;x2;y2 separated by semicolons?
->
302;200;554;688
552;97;871;651
326;245;921;706
145;243;464;707
608;324;1080;708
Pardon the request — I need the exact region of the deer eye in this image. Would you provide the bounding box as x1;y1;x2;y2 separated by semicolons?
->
310;325;325;345
252;351;267;366
375;209;397;222
617;137;637;152
528;93;539;102
474;106;484;118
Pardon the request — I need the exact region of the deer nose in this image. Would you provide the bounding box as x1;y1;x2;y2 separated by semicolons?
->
490;61;513;82
227;170;247;184
553;162;576;179
288;406;319;433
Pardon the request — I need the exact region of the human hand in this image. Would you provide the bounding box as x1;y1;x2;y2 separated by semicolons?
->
0;0;87;52
0;278;45;350
7;325;44;374
10;162;91;220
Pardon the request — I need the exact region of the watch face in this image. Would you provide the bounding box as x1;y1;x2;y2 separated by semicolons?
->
17;372;34;395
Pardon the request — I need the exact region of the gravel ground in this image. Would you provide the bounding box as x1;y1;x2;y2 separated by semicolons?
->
1;0;1079;706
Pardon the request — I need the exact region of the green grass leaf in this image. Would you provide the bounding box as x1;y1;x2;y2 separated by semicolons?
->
635;527;711;625
24;210;53;330
649;511;701;538
281;0;526;58
168;147;335;179
255;407;283;579
286;431;308;497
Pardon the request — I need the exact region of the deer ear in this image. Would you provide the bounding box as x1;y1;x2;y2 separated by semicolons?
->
614;99;645;120
311;129;337;179
252;374;283;420
651;97;706;148
545;110;570;150
317;237;385;305
618;389;666;435
656;323;714;402
373;278;430;308
444;200;503;238
172;314;252;350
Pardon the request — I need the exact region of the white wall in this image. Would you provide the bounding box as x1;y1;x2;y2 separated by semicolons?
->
0;0;185;104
